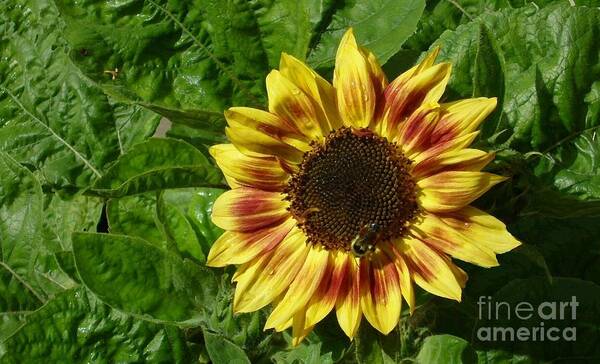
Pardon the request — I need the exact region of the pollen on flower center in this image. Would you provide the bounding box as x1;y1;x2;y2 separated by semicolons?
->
285;127;419;252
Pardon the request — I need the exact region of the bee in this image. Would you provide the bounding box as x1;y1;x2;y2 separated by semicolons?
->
350;223;381;257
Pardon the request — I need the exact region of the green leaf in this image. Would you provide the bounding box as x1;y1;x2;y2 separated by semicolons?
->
53;251;80;284
54;0;269;127
356;325;396;364
0;289;195;362
203;330;251;364
0;0;157;190
0;313;25;343
158;188;225;262
72;232;218;324
510;216;600;285
433;4;600;152
535;129;600;202
55;0;426;129
427;3;600;217
0;153;66;312
308;0;425;70
92;138;223;197
253;0;326;67
416;334;477;364
270;315;351;364
42;193;102;252
113;102;162;153
402;0;599;54
106;194;165;247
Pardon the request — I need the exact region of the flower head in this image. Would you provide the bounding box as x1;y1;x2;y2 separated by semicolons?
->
207;29;520;344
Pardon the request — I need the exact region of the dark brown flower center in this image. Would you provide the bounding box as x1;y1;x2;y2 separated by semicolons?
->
285;127;418;251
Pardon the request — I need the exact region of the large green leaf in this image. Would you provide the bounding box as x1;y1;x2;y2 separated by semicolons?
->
113;102;162;153
0;289;195;362
158;188;225;262
0;153;68;312
427;4;600;217
0;0;159;190
72;232;218;324
403;0;600;55
0;313;26;343
203;329;251;364
106;193;165;247
54;0;425;129
42;193;103;252
434;4;600;152
92;138;223;197
307;0;426;70
54;0;270;128
416;334;477;364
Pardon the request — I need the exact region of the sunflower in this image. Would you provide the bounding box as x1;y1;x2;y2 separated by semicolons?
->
207;29;520;344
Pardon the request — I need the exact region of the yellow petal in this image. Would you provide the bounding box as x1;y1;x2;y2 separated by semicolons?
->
402;236;463;301
411;148;495;179
417;171;507;213
279;53;342;133
233;227;310;312
359;252;402;335
292;309;314;347
211;187;289;232
381;242;415;313
379;60;451;140
225;107;309;163
395;104;439;157
304;251;348;329
431;98;497;144
394;46;441;85
209;144;290;191
412;131;480;164
206;217;295;267
360;46;388;95
267;70;324;141
410;212;499;268
265;246;330;330
438;206;521;254
335;256;362;339
333;28;376;128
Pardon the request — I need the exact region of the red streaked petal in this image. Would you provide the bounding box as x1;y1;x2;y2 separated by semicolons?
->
265;246;330;330
401;236;463;301
211;187;289;232
417;171;507;213
267;70;324;141
381;242;415;313
431;98;497;144
359;251;402;334
304;250;348;329
233;227;310;313
336;256;361;339
209;144;290;191
279;53;342;133
410;212;499;268
378;61;451;140
438;206;521;254
334;28;376;128
206;218;295;267
412;131;480;164
395;104;440;157
412;148;495;179
225;107;309;163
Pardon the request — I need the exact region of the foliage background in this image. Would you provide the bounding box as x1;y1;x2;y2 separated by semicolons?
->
1;0;600;362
